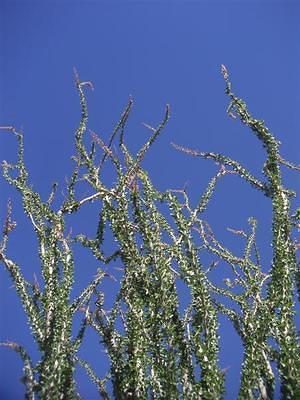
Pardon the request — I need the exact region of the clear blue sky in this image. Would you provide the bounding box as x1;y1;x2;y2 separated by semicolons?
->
0;1;299;398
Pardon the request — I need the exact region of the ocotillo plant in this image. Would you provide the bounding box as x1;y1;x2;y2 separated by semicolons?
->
0;66;299;399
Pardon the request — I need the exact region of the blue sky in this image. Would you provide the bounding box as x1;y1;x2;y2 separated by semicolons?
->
0;1;299;398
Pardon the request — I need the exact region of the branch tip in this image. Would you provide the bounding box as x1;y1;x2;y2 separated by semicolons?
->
165;103;170;118
73;66;80;86
221;64;229;80
81;81;94;90
0;126;17;134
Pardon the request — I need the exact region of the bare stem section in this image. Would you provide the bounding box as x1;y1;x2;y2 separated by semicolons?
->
1;68;299;399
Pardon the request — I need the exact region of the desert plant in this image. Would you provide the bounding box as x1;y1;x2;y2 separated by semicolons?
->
1;66;299;399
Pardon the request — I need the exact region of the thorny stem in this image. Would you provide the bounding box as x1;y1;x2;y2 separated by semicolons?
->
0;68;299;399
